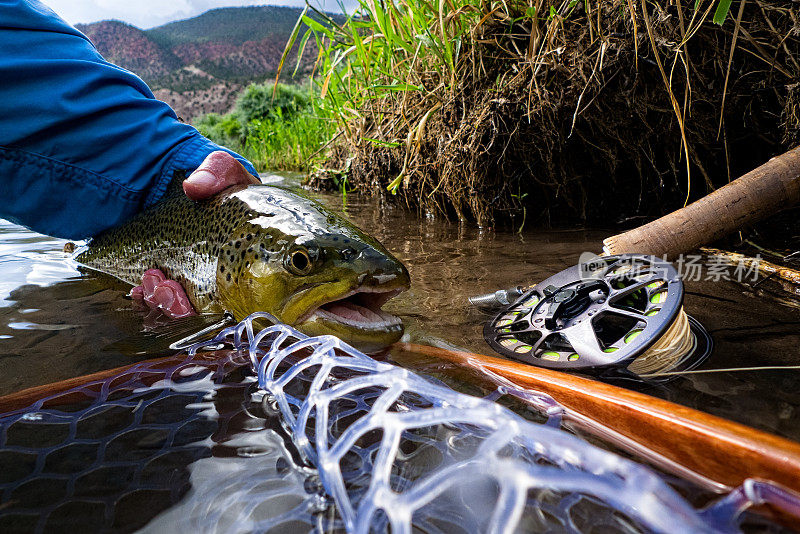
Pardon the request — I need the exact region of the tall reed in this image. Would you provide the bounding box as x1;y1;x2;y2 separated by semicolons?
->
195;82;335;171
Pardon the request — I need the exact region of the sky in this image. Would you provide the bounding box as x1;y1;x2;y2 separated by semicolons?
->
44;0;347;29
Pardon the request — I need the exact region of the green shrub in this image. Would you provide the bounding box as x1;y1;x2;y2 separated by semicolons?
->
237;83;311;124
195;111;245;149
244;110;334;171
194;82;333;171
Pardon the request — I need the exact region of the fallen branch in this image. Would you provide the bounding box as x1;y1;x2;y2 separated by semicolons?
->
603;146;800;258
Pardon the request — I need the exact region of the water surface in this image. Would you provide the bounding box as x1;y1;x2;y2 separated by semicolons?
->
2;176;800;440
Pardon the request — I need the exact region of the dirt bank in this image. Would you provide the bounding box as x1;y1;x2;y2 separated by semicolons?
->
309;1;799;229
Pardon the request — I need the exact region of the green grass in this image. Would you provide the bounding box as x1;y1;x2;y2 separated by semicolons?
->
195;82;335;172
278;0;741;194
243;110;334;171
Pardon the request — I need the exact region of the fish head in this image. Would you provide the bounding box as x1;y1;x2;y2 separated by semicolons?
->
215;186;410;352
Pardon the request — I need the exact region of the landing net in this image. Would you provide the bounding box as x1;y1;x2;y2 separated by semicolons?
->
187;312;792;533
0;349;326;533
0;312;795;533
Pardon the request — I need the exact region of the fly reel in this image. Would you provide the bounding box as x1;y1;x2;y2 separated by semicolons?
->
483;255;711;377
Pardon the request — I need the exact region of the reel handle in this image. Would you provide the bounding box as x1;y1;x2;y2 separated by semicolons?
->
468;286;526;312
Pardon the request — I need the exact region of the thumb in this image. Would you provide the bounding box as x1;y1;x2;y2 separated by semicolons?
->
183;151;259;200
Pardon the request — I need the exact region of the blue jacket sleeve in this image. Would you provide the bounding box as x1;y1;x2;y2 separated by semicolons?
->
0;0;258;239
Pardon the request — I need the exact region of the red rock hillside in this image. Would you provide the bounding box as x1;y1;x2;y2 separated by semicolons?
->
75;6;330;120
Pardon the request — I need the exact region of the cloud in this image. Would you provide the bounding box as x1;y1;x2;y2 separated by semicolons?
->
45;0;350;29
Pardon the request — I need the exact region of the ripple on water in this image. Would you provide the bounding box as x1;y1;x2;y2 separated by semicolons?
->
1;175;800;443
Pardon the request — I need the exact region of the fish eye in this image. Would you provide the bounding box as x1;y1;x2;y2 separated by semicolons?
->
285;247;313;276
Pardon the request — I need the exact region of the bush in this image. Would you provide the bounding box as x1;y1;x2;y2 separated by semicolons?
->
244;111;334;171
237;83;311;124
194;82;332;172
283;0;800;227
195;112;245;148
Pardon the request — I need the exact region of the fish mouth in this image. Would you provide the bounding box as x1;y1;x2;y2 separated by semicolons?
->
300;287;405;332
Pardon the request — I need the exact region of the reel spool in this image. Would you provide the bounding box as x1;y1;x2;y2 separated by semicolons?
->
483;255;711;378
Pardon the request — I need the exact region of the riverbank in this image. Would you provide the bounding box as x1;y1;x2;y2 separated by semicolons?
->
275;0;799;230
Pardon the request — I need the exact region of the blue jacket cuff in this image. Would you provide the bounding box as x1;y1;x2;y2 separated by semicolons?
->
145;134;258;208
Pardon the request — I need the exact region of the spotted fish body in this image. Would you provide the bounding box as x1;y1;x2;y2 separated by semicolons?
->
77;180;410;350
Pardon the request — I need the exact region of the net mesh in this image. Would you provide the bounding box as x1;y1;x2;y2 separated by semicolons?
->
0;350;328;533
0;311;797;533
198;312;794;534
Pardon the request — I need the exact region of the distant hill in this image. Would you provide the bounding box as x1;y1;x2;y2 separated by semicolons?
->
76;6;338;120
146;6;305;48
79;20;182;80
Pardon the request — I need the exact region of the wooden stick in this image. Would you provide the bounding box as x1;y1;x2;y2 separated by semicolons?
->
397;342;800;494
603;146;800;258
702;247;800;285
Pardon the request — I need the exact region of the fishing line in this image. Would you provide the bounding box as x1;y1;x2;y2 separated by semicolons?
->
169;312;236;350
641;365;800;378
627;306;694;375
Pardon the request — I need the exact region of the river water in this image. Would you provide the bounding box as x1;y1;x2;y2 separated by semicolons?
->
1;173;800;531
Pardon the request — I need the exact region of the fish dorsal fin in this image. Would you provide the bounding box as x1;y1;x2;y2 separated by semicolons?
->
165;170;188;198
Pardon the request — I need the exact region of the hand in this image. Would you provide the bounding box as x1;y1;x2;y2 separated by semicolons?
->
182;150;260;200
130;151;259;318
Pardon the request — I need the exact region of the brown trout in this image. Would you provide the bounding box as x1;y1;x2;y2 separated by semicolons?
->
77;178;410;351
